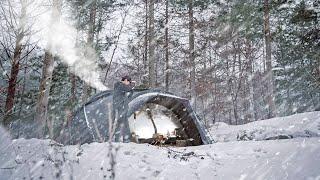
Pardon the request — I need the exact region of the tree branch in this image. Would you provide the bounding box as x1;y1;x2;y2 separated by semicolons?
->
103;8;129;83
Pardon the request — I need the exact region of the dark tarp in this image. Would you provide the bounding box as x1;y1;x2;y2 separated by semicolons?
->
62;89;213;145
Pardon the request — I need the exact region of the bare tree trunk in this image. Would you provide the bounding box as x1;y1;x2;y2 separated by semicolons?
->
165;0;170;91
148;0;156;88
4;42;22;124
144;0;148;75
70;73;77;102
213;68;218;124
264;0;276;118
245;39;255;122
82;0;97;102
35;51;53;127
3;0;27;125
189;0;196;107
232;41;242;125
35;0;62;137
228;41;236;124
69;14;81;103
18;61;28;117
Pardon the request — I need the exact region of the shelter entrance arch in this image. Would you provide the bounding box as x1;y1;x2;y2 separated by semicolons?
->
66;90;212;146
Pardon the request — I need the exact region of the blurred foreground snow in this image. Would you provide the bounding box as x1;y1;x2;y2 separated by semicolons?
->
1;112;320;180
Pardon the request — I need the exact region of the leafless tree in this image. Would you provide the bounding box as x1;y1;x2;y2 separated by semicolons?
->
0;0;34;125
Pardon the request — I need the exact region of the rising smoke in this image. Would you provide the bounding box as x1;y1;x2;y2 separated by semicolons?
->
36;0;108;91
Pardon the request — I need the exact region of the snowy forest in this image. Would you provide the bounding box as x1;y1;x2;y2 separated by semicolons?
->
0;0;319;137
0;0;320;179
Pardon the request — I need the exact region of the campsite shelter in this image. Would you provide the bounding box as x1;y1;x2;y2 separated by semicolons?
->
64;89;213;146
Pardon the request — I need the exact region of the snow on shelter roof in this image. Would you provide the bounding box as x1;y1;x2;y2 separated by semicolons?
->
62;89;213;145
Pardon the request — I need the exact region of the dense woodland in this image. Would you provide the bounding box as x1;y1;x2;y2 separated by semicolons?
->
0;0;319;138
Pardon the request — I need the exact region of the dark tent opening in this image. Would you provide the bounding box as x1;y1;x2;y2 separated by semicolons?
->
63;89;212;146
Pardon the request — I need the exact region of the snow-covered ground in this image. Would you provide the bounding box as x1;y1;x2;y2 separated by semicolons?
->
210;111;320;142
1;112;320;180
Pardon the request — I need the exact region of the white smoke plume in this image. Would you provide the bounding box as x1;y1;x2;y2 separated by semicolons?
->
47;19;108;91
35;0;108;91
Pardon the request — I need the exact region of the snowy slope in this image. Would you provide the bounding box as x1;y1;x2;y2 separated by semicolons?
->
210;111;320;142
1;112;320;180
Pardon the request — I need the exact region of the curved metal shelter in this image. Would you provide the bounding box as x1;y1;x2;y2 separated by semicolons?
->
63;89;213;146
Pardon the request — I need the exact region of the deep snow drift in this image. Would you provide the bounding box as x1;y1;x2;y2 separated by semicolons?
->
1;112;320;180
